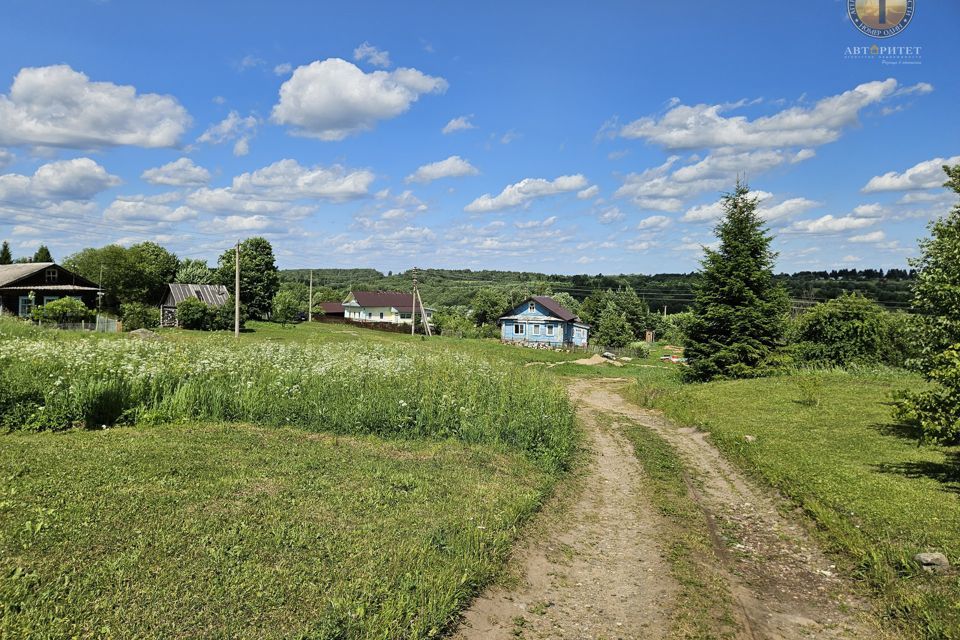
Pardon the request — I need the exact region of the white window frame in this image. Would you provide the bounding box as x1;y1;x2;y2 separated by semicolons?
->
546;324;555;336
532;324;541;335
18;296;33;317
513;322;524;335
528;301;536;312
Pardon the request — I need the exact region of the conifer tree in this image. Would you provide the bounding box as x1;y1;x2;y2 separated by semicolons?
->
33;245;53;262
894;164;960;444
684;181;788;381
594;301;633;348
0;241;11;265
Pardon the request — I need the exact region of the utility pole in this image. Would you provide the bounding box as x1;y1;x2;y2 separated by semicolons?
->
410;267;418;336
234;240;240;339
308;269;313;322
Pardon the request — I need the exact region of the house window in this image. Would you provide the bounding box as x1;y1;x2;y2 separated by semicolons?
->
528;302;535;312
367;312;372;319
546;324;555;336
379;312;384;319
532;324;541;335
400;312;412;319
513;323;524;335
43;296;60;305
18;296;33;317
45;268;57;283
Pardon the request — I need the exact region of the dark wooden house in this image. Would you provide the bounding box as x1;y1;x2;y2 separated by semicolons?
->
0;262;100;317
160;283;229;327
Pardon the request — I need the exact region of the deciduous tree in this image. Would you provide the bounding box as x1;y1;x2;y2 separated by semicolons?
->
214;237;280;319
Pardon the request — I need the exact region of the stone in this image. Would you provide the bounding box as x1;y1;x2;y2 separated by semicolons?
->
744;435;757;443
914;552;950;572
602;351;617;360
128;328;162;341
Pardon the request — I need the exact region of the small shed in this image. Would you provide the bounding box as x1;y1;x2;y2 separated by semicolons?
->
160;283;229;327
317;301;344;319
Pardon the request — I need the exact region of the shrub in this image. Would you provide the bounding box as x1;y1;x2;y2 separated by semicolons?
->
120;302;159;331
792;293;888;367
272;290;301;327
662;312;694;345
32;297;94;324
594;301;633;348
175;297;210;330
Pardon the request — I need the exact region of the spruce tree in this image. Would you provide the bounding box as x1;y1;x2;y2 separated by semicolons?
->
594;301;633;348
33;245;53;262
0;241;11;265
684;181;788;381
894;164;960;444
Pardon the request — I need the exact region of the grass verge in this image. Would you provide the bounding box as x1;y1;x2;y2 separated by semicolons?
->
625;367;960;639
0;423;554;639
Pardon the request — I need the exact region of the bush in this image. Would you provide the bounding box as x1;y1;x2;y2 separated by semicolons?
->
120;302;159;331
175;297;210;330
32;297;94;324
662;312;694;345
792;293;889;367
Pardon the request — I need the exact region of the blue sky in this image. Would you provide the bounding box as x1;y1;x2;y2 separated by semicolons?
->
0;0;957;274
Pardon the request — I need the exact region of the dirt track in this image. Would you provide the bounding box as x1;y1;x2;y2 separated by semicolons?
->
453;378;882;639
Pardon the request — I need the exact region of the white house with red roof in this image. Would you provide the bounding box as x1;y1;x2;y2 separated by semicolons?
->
342;290;434;325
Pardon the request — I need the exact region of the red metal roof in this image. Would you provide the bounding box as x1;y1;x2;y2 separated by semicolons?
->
350;290;418;312
531;295;577;322
319;302;344;314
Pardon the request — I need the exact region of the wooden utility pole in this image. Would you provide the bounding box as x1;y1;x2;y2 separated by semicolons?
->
308;269;313;322
410;267;418;336
234;241;241;338
416;288;432;337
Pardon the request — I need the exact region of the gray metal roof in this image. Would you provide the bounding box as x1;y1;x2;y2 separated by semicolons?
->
0;262;55;287
164;283;229;307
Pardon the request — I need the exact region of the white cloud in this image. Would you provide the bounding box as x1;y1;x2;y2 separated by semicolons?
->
442;115;475;134
187;159;374;215
273;63;293;76
197;110;258;156
353;42;391;68
0;158;120;203
756;197;820;221
141;158;211;187
577;185;599;200
405;155;479;184
464;174;588;213
862;155;960;192
849;230;886;243
205;214;273;232
103;198;197;223
0;65;190;149
620;79;901;149
515;216;557;229
789;215;876;234
616;150;809;211
271;58;447;140
237;55;265;71
840;255;861;263
681;200;726;222
636;215;671;230
598;207;626;224
852;203;885;217
500;130;519;144
627;240;656;252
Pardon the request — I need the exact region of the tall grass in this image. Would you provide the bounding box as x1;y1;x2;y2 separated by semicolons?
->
0;331;575;471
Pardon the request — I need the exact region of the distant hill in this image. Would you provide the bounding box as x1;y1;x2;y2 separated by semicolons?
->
279;267;916;313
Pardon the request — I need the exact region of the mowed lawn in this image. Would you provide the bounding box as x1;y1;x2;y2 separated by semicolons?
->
0;423;550;639
633;369;960;638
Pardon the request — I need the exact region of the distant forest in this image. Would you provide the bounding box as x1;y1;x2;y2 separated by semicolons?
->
281;267;916;314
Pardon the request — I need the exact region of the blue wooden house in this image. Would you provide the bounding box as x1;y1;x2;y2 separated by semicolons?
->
498;296;589;347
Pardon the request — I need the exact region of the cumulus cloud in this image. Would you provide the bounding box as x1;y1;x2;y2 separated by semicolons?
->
616;150;810;211
271;58;447;140
141;158;211;187
0;65;190;148
273;63;293;76
756;197;820;221
598;207;626;224
442;115;475;134
636;215;671;230
515;216;557;229
789;215;876;234
682;190;773;222
197;110;258;156
353;42;391;68
849;230;886;243
103;198;197;223
187;159;374;215
620;79;901;149
0;158;120;204
577;185;599;200
862;155;960;192
464;174;588;213
405;155;479;184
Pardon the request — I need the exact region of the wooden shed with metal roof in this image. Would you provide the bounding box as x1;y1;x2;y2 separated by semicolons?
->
160;283;229;327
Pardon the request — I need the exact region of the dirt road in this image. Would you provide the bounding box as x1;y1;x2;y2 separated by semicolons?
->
453;378;881;639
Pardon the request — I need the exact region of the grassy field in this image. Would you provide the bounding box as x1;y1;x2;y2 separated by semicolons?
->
626;367;960;639
0;424;550;638
0;318;580;638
